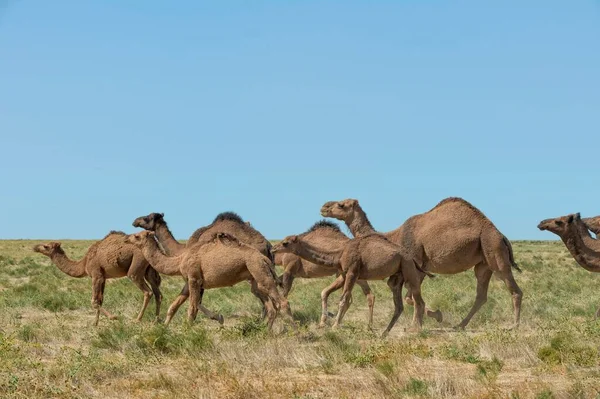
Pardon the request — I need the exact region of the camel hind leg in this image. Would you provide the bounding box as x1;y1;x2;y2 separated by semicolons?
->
404;272;443;323
356;280;375;329
457;262;493;329
481;233;523;328
382;273;404;337
320;274;345;327
247;259;296;332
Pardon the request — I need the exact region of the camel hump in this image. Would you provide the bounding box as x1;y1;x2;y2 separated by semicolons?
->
306;220;341;233
213;212;245;224
105;230;126;239
431;197;487;218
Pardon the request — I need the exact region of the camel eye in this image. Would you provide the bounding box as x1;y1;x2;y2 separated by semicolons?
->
337;204;344;208
556;221;564;226
282;242;288;247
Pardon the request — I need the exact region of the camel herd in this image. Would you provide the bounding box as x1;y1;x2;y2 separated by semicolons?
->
31;197;600;336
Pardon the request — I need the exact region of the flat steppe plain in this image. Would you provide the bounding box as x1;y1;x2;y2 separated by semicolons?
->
1;239;599;398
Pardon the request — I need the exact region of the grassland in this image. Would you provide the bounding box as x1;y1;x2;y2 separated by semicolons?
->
1;239;599;398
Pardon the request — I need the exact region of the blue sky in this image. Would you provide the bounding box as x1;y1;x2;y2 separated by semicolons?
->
0;1;598;240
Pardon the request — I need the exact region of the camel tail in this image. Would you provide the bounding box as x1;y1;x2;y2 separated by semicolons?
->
144;266;162;287
503;236;522;273
266;242;284;288
415;262;435;279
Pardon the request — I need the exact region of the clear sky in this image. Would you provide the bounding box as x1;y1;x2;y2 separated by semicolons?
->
0;1;598;240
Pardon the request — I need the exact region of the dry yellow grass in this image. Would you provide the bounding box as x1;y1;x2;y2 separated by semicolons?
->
1;239;600;398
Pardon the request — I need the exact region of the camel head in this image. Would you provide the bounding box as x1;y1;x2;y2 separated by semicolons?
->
271;235;300;254
320;199;359;221
132;213;165;231
126;231;156;247
582;216;600;235
537;213;581;236
32;242;63;257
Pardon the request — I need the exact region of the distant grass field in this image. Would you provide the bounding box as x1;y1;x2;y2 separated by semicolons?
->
1;239;600;398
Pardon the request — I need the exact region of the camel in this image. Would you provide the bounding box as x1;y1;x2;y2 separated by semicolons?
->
276;220;376;328
272;233;428;337
32;231;162;326
132;211;276;319
582;215;600;237
320;197;523;329
126;230;295;331
538;213;600;317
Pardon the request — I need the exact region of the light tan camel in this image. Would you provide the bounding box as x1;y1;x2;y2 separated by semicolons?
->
132;211;276;319
320;197;522;329
273;233;429;337
582;215;600;236
126;231;295;331
33;231;162;326
276;220;376;328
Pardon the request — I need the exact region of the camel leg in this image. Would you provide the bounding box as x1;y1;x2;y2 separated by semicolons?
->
595;307;600;320
187;277;203;324
91;273;116;326
498;270;522;328
145;267;163;321
320;274;345;327
247;261;297;332
251;279;278;332
382;274;404;338
457;263;493;329
127;257;153;322
249;280;270;320
356;280;375;330
404;272;442;323
165;283;223;326
165;283;189;326
332;270;359;329
281;268;296;298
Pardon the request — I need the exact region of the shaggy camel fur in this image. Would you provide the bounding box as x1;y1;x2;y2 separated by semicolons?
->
582;215;600;237
273;233;427;337
538;213;600;317
276;220;376;328
321;197;522;329
33;231;162;326
132;212;276;318
127;231;294;331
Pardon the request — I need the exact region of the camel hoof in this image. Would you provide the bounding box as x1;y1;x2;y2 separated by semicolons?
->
453;324;466;331
381;331;389;339
434;310;443;323
217;314;225;325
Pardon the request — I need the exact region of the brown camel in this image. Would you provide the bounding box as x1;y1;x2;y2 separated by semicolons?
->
272;233;427;337
320;197;523;329
132;211;276;318
32;231;162;326
276;220;376;328
538;212;600;318
126;230;295;331
582;215;600;236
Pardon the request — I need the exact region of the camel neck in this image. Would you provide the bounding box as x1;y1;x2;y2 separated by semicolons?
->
154;222;186;256
293;239;342;268
348;207;377;238
50;251;87;278
139;240;182;276
562;225;600;273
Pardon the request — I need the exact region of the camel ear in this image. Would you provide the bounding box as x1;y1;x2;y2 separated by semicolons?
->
567;215;574;223
350;199;358;207
290;235;298;242
575;212;581;220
